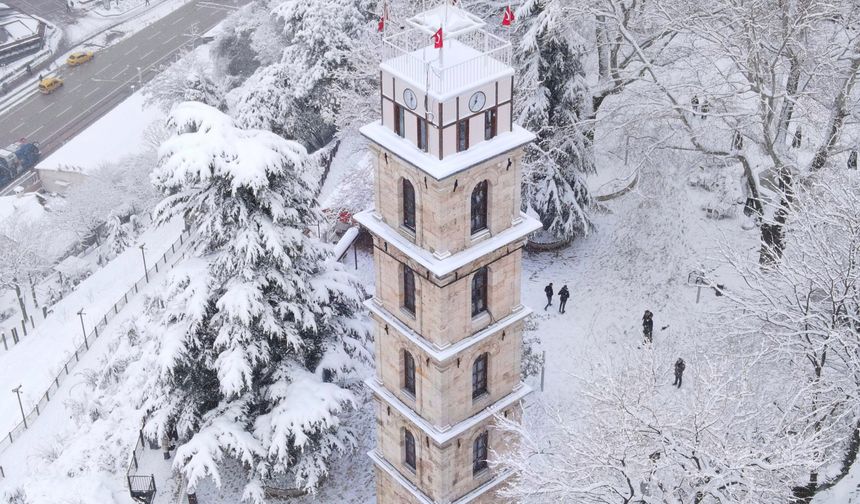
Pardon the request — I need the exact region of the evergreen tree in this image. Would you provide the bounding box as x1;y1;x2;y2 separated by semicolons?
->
145;102;368;501
105;215;131;256
516;0;594;240
232;0;374;150
183;71;226;111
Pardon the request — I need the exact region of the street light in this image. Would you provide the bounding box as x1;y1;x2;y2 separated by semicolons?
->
137;66;142;86
12;385;26;429
77;308;88;350
139;244;148;282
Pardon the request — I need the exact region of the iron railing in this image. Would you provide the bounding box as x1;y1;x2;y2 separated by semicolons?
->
0;228;191;457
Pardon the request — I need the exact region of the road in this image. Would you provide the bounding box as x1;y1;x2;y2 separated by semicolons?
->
0;0;239;159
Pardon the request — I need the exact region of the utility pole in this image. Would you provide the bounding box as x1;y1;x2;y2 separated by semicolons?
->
139;244;148;282
77;309;88;350
12;385;26;429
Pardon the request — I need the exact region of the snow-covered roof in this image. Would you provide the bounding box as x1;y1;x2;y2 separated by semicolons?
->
406;4;485;37
354;210;542;278
365;376;532;444
360;121;535;180
380;38;512;101
366;297;532;362
368;450;513;504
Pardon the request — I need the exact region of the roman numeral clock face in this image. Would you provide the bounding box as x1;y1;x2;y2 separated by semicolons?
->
469;91;486;113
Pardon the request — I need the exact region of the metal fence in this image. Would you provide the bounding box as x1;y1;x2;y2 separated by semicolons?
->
0;229;191;459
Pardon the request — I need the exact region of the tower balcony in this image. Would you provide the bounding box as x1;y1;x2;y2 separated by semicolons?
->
381;5;512;101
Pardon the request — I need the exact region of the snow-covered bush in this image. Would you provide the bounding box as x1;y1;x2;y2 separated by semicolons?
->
144;103;370;500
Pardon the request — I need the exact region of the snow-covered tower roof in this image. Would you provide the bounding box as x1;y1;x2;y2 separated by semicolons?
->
382;4;512;101
362;3;533;177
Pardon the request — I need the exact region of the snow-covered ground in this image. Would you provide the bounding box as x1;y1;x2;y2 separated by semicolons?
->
36;92;163;173
0;218;182;437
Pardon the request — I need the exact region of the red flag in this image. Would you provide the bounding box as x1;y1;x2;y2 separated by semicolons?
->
502;5;515;26
378;16;385;32
433;27;443;48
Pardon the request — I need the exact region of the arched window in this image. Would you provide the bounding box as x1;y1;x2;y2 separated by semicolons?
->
403;350;416;395
403;266;416;314
472;353;488;399
404;429;417;471
402;179;416;231
471;267;488;317
473;431;489;474
470;180;488;234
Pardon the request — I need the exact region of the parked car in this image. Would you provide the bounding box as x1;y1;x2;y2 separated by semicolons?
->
38;77;63;94
66;51;94;66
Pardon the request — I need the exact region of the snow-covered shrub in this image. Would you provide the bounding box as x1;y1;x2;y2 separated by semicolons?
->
144;103;370;500
521;333;544;379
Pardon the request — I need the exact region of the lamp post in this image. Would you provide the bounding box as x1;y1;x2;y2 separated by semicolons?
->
139;244;148;282
12;385;26;429
77;308;88;350
137;66;142;86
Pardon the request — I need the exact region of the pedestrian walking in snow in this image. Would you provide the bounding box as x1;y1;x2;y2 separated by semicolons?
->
643;310;653;343
700;98;709;117
558;285;569;314
849;150;858;170
691;95;699;115
673;358;686;388
26;64;31;75
544;282;554;311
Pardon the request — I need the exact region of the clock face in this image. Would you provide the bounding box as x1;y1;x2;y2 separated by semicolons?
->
469;91;486;113
403;88;418;110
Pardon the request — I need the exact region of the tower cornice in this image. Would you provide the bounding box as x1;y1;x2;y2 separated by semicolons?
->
355;210;541;278
365;377;532;446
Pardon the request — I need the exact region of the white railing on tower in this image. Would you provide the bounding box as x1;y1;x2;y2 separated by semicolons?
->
381;27;512;97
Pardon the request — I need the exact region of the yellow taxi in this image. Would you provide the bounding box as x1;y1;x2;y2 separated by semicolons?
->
38;77;63;94
66;51;94;67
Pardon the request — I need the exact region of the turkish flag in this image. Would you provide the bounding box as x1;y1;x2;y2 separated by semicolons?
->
378;16;385;32
433;27;443;48
502;5;515;26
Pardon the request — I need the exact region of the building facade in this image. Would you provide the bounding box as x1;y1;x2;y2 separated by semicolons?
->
355;5;541;503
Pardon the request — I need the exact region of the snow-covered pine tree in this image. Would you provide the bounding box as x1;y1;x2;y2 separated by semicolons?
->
105;215;131;256
183;71;226;111
145;102;369;501
516;0;594;241
232;0;374;150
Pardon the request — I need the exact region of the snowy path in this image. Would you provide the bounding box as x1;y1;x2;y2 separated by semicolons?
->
0;219;183;438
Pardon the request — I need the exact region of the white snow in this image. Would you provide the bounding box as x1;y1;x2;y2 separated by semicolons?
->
0;193;45;231
406;4;486;36
360;121;534;180
36;93;163;174
0;218;182;437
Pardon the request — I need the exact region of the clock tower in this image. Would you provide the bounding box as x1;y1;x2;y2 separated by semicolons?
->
354;4;540;503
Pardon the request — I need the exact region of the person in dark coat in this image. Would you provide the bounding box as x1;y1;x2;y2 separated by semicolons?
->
849;150;858;170
544;283;553;311
691;95;699;115
642;310;653;343
673;358;686;388
558;285;570;314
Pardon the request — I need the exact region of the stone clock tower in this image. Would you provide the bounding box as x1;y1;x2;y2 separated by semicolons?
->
354;4;540;503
